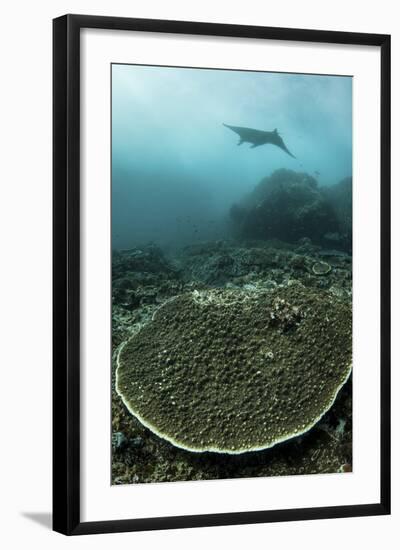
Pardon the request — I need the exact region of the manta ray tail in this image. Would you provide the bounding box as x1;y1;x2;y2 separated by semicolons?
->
276;137;296;158
281;146;296;159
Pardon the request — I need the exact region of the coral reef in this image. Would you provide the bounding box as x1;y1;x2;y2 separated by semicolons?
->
229;170;352;253
116;285;351;454
230;169;340;245
112;377;352;483
112;239;352;482
312;261;332;275
177;239;351;293
112;244;181;321
322;176;352;252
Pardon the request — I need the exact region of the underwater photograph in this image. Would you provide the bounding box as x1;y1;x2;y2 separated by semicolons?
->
111;63;352;485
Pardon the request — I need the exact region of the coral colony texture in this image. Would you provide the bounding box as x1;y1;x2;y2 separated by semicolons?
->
111;66;353;484
116;286;351;454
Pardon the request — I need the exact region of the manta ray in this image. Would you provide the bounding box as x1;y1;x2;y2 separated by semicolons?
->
223;123;296;158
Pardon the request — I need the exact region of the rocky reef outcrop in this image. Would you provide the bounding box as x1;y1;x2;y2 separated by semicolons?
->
321;176;352;252
112;244;181;311
229;169;351;251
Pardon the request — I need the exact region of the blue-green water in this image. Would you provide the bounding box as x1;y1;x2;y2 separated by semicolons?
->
112;64;352;249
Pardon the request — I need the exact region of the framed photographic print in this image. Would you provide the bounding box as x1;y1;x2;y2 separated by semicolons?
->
53;14;391;535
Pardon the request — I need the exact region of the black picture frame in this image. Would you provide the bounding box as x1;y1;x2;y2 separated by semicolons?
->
53;14;391;535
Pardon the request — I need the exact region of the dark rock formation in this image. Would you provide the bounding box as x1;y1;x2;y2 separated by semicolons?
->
230;169;344;247
321;176;352;252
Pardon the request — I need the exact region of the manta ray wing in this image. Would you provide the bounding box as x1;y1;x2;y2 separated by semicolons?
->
223;124;267;143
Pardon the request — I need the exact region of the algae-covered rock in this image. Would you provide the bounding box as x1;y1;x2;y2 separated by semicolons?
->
116;285;351;454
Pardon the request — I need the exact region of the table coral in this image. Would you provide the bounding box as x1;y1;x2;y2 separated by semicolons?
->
116;285;351;454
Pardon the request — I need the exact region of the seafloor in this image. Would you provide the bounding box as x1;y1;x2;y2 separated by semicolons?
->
111;238;352;484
